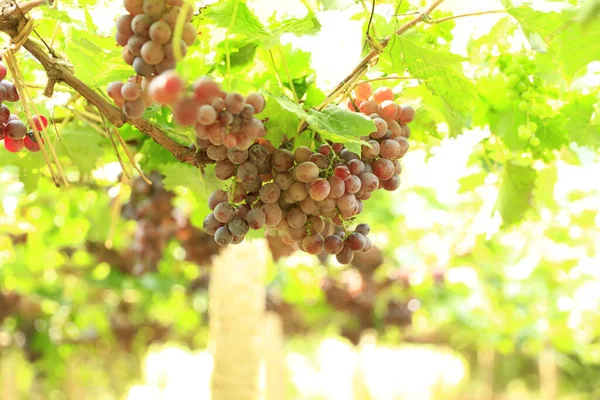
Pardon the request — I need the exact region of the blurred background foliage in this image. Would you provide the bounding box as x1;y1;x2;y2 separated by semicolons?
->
1;0;600;398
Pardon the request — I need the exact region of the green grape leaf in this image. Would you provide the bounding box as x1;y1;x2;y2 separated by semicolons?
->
495;162;537;226
139;140;178;171
55;124;105;175
203;0;268;39
306;107;375;154
562;94;600;148
64;30;132;86
262;94;305;148
267;13;321;46
385;37;477;115
458;171;487;194
203;1;320;48
158;163;205;196
504;2;600;77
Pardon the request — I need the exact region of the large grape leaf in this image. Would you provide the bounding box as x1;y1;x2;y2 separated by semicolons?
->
55;125;105;175
503;2;600;77
495;162;537;226
203;0;268;39
203;0;320;47
306;107;375;154
262;95;302;148
64;30;132;86
262;95;375;153
562;94;600;148
384;37;477;115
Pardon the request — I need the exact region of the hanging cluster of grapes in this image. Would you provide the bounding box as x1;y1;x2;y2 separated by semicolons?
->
203;81;415;265
108;0;196;117
0;60;48;153
116;0;195;76
121;172;220;274
150;72;267;147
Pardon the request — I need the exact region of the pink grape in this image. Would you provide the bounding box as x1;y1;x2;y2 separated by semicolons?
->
141;40;165;65
324;235;344;255
259;183;281;204
214;226;234;246
123;0;144;15
382;174;401;191
336;246;354;264
116;14;135;36
359;100;378;115
203;213;223;235
399;105;415;124
380;139;401;159
294;146;313;163
123;97;146;118
373;158;394;180
4;137;23;152
289;181;308;202
346;232;366;251
149;21;172;44
214;160;236;180
303;234;324;255
142;0;165;18
327;176;345;199
214;202;235;223
359;172;379;192
209;190;228;210
121;82;141;101
271;149;294;172
355;82;372;100
344;176;361;194
334;165;351;181
245;93;265;113
246;208;266;230
173;97;199;126
307;178;331;201
225;92;245;114
263;203;283;227
228;217;249;236
373;87;394;104
287;207;307;229
237;161;258;183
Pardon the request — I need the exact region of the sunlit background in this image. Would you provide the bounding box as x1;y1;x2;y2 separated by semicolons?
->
1;0;600;398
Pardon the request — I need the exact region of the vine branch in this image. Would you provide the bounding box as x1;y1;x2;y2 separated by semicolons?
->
317;0;445;110
426;9;508;24
0;1;212;167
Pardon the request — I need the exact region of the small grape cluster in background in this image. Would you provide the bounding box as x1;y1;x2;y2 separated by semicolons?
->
116;0;195;76
108;0;196;118
0;58;47;153
203;81;415;264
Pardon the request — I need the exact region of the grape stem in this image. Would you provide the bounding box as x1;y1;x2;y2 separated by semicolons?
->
425;9;509;24
0;1;213;167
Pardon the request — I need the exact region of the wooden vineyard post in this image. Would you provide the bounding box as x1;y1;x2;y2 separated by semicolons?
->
263;312;285;400
539;346;557;400
209;240;269;400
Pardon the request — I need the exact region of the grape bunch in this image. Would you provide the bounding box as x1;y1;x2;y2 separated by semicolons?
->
0;59;48;153
115;0;196;77
202;79;414;264
107;76;153;118
149;72;267;147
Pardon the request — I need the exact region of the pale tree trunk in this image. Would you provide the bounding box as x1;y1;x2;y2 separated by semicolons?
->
263;312;285;400
0;350;18;400
209;240;268;400
539;347;557;400
476;347;495;400
352;329;376;400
